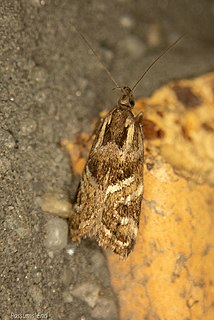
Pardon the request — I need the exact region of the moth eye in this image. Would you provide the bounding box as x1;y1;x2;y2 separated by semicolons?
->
130;99;135;107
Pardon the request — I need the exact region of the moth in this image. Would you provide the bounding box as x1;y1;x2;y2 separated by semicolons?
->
70;29;183;257
71;85;143;257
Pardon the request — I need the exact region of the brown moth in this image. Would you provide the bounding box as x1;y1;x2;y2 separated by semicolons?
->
70;29;184;257
71;86;144;257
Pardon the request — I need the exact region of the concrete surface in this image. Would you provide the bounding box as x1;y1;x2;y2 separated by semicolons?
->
1;0;214;319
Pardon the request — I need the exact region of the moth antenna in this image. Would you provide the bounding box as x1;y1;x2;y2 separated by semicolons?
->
74;26;121;89
132;34;186;92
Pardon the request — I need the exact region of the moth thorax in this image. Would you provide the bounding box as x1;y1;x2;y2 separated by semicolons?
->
118;86;135;108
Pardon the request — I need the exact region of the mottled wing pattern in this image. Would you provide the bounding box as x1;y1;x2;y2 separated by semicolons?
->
70;100;144;257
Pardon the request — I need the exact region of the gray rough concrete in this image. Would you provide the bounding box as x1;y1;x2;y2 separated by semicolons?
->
0;0;214;319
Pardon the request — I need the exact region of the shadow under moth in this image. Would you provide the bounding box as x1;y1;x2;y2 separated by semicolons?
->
70;29;183;257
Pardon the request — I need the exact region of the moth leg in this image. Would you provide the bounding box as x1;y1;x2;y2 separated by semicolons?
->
135;112;143;124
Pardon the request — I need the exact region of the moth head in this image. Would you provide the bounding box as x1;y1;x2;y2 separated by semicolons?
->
118;86;135;109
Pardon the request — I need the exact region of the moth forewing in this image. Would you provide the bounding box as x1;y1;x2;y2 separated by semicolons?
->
70;87;144;257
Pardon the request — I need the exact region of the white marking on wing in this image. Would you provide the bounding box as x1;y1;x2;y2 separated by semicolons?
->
105;176;135;195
